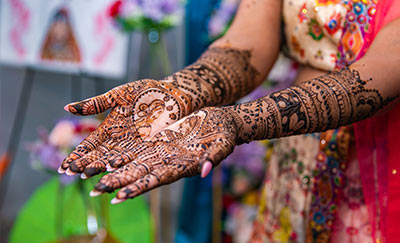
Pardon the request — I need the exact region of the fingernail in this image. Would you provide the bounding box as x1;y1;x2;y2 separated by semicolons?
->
106;164;116;172
89;190;103;197
201;161;213;178
64;104;69;112
80;173;88;179
58;167;66;174
66;168;76;176
111;198;126;204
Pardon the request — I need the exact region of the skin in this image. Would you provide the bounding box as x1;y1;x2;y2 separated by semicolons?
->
59;0;400;203
59;0;281;177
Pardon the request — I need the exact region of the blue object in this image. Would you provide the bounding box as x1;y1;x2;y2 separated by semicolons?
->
175;1;219;243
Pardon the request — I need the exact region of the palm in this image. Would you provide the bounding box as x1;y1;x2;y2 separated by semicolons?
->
59;79;188;177
90;107;237;203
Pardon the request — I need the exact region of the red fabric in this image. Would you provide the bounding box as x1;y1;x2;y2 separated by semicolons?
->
354;0;400;242
387;104;400;242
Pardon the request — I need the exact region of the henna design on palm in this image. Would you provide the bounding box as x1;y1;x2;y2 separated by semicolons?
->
89;107;238;203
77;66;393;203
59;79;186;176
58;47;260;177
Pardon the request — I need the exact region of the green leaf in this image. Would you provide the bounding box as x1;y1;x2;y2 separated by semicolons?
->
10;177;153;243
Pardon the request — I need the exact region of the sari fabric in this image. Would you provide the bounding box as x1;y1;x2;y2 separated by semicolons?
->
252;0;400;242
354;0;400;241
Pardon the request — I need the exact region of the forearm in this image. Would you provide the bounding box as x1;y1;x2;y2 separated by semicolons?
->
226;67;397;144
157;0;281;113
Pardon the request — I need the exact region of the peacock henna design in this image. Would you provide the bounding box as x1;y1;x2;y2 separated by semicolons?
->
59;47;260;177
88;67;395;202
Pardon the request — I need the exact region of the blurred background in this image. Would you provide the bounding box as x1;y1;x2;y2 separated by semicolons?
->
0;0;295;242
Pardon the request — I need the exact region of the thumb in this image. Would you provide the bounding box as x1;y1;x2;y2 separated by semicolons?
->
65;89;117;116
198;136;235;178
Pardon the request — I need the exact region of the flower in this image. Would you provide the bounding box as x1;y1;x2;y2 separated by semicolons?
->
48;120;75;147
26;117;100;184
208;0;241;39
108;0;184;32
109;0;122;17
224;141;266;180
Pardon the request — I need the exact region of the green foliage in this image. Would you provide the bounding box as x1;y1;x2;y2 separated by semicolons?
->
10;177;153;243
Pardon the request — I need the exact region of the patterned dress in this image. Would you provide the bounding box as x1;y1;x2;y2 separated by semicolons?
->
251;0;377;242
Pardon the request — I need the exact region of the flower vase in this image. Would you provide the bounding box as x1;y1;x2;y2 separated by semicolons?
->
139;29;172;79
139;28;173;243
54;177;117;243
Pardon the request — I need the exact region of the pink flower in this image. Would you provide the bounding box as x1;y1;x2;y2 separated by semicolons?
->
48;120;75;147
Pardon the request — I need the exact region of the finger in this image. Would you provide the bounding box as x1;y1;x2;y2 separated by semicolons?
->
68;140;115;173
83;159;108;177
115;162;197;200
65;89;118;116
107;150;137;170
115;168;167;200
59;124;108;172
198;136;235;170
107;142;150;169
200;161;213;178
59;110;124;173
93;162;153;193
83;136;147;176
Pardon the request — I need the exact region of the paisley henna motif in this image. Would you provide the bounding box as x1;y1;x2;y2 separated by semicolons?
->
61;44;394;203
58;47;259;177
91;66;394;201
231;67;394;143
92;108;237;202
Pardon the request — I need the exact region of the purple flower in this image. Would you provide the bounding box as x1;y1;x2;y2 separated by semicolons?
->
110;0;184;31
34;144;66;170
224;141;266;179
208;0;240;37
161;0;179;14
26;117;100;184
136;0;181;21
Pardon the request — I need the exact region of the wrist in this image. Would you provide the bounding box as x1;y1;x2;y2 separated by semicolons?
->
160;46;260;113
221;101;271;145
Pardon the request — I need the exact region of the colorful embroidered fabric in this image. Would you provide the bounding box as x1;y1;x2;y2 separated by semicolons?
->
252;0;379;242
283;0;348;70
221;55;298;242
252;134;320;243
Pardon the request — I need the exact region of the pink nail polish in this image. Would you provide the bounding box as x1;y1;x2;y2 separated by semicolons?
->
111;198;126;204
201;161;213;178
64;104;69;112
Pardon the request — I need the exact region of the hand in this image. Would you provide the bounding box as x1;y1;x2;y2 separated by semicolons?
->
59;47;261;178
89;107;238;203
58;79;192;177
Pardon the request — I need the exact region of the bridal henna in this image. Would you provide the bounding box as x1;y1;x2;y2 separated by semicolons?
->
231;67;394;143
59;47;259;176
92;108;237;201
90;67;394;202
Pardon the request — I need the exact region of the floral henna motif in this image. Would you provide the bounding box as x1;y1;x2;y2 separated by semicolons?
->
59;47;259;177
91;108;238;201
90;67;395;202
231;67;394;144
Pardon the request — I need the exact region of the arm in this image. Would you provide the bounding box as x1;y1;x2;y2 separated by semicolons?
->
59;0;282;176
92;19;400;201
168;0;283;109
229;17;400;143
